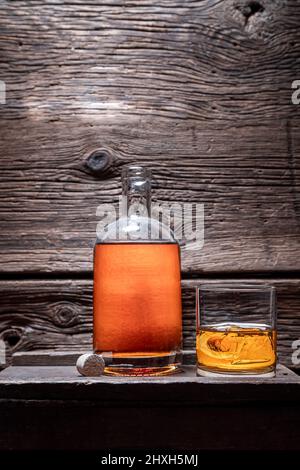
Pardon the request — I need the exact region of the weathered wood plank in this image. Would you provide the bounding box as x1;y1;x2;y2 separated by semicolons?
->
0;1;299;122
11;349;197;366
0;119;299;273
0;278;299;369
0;1;299;273
0;365;299;451
0;365;298;397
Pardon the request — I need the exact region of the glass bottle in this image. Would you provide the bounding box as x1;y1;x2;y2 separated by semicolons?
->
93;166;182;376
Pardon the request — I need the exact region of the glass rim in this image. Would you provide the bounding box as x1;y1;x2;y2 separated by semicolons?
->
122;165;152;178
196;283;275;293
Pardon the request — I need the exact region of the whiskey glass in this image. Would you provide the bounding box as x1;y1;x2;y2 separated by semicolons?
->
196;284;277;377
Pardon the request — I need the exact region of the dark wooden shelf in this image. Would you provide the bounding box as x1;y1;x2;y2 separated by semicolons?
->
0;356;300;451
0;363;299;403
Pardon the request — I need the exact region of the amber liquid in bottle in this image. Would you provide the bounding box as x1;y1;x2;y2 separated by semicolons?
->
93;242;182;376
197;324;276;375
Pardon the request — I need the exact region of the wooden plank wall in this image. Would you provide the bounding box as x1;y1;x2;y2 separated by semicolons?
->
0;1;299;367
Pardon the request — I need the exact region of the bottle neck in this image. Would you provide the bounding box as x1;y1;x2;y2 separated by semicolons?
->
122;166;151;219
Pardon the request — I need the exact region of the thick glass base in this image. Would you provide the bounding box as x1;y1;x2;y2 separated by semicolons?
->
197;364;276;378
105;364;181;377
97;351;182;377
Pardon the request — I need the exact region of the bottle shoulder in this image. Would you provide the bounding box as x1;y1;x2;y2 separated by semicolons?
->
96;216;177;244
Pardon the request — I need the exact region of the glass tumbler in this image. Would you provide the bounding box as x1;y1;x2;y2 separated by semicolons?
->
196;284;277;377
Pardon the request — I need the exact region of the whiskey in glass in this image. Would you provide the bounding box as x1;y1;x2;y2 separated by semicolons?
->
196;285;276;377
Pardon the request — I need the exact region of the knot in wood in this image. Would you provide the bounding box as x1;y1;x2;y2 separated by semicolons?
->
85;149;112;175
2;328;22;348
52;302;78;327
237;1;264;25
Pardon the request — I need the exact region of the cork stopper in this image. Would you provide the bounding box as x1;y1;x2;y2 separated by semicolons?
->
76;353;105;376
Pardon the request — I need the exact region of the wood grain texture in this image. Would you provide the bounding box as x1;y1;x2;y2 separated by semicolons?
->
0;365;298;399
0;1;299;273
0;278;299;368
11;349;197;366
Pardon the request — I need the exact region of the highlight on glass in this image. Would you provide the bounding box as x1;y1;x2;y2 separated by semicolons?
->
196;284;277;377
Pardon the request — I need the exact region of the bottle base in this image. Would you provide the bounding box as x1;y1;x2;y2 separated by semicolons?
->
104;364;181;377
97;351;182;377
